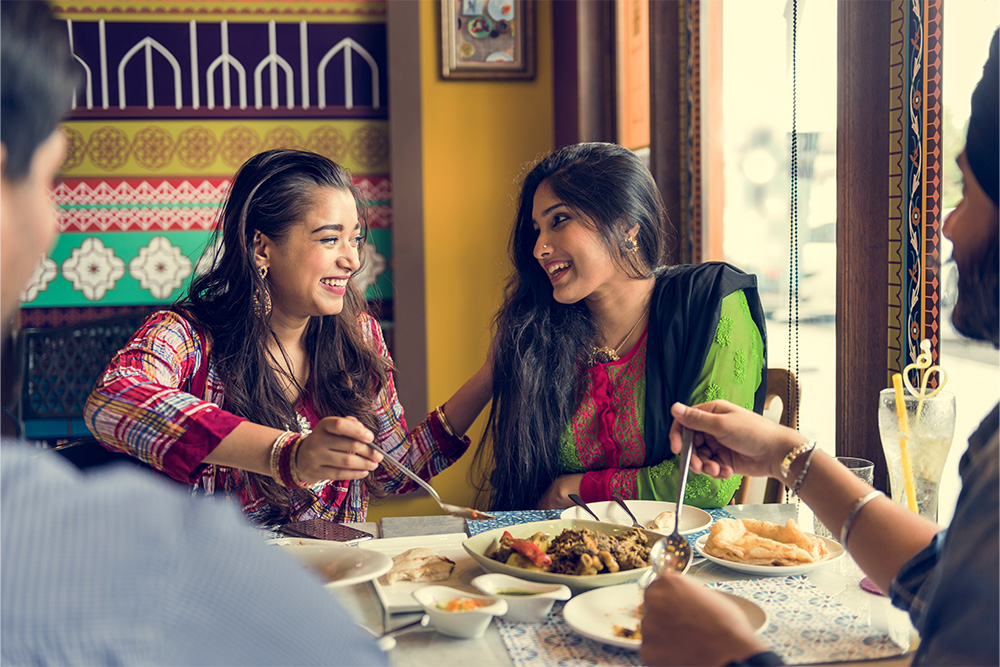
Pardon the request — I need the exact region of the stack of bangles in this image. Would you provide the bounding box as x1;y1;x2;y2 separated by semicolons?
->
269;430;308;489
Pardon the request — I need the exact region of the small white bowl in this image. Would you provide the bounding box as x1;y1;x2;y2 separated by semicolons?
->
411;585;508;639
471;573;572;623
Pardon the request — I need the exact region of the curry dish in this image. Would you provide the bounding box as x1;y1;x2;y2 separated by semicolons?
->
488;527;650;576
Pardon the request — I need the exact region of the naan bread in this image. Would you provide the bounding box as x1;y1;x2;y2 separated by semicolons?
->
703;518;829;566
648;511;676;530
380;547;455;585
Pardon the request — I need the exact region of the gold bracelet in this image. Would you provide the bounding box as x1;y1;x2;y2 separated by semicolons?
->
778;441;812;483
269;431;299;488
435;404;456;438
289;433;307;488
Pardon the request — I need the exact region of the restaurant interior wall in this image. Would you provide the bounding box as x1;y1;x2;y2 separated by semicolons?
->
366;0;554;522
8;0;392;441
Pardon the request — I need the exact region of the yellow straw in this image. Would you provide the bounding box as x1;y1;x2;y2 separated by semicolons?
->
892;373;920;513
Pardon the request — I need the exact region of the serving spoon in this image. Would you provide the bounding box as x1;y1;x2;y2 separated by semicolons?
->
656;427;695;574
568;493;601;521
370;443;494;521
611;494;644;529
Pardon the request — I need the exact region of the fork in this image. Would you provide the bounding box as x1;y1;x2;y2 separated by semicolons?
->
369;443;494;521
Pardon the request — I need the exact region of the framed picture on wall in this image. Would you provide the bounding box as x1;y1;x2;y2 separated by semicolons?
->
440;0;536;80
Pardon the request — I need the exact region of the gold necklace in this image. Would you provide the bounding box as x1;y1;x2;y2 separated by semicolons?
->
591;309;648;365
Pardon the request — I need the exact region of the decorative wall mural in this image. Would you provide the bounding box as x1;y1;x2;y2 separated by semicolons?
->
61;237;126;301
129;236;194;299
20;257;58;304
25;1;393;339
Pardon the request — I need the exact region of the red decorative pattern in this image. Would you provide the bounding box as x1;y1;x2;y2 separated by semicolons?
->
54;176;392;233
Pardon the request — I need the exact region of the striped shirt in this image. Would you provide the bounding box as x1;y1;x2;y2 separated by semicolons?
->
0;442;386;666
85;310;469;524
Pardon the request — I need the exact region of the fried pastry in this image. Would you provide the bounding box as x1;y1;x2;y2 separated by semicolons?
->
703;518;829;566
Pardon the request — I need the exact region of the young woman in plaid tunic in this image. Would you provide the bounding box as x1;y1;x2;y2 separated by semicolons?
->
85;150;492;526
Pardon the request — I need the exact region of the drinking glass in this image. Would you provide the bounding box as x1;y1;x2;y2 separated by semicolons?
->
877;389;956;521
814;457;875;539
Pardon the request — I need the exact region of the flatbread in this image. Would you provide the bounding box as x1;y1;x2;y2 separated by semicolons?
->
703;518;829;566
647;511;676;530
380;547;455;585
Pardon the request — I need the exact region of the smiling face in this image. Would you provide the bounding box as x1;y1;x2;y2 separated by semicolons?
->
256;186;362;321
531;180;634;306
942;151;999;345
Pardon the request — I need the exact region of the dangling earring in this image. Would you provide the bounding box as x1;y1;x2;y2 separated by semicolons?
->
621;235;639;254
253;265;272;318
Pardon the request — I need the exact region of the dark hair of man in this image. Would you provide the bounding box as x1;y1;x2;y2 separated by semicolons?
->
180;149;388;524
0;0;80;180
475;142;670;510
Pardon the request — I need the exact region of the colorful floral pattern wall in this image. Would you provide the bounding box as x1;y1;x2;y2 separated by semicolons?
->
23;0;392;343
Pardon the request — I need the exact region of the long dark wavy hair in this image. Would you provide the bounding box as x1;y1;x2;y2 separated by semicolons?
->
476;142;670;510
179;149;388;524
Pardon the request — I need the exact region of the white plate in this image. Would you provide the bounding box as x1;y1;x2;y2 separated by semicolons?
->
365;533;484;615
694;533;845;576
563;583;767;650
463;519;662;593
560;500;713;535
487;0;514;21
269;541;393;588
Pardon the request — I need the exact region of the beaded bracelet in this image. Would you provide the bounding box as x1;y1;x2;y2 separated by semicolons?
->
789;442;818;496
435;404;456;438
269;431;305;489
779;441;813;482
839;490;885;546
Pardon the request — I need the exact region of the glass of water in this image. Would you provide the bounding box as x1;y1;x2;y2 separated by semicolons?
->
877;389;956;521
813;457;875;539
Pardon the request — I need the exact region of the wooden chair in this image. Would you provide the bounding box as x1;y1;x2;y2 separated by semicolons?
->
731;368;800;504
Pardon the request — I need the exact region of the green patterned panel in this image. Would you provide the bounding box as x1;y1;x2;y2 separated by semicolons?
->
22;230;392;308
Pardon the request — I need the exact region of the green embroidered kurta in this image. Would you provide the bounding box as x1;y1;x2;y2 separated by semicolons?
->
559;290;764;508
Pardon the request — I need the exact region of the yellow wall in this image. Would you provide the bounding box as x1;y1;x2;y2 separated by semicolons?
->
367;1;554;521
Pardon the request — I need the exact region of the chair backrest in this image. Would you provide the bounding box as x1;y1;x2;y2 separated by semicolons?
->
732;368;800;504
17;312;151;441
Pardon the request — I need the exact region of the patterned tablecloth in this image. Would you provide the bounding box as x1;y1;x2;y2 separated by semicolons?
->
473;509;907;666
496;576;905;667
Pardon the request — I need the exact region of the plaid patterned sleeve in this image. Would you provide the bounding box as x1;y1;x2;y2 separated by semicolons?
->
358;314;470;495
83;310;245;484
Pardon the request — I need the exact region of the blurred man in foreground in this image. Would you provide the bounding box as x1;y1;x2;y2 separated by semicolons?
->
641;30;999;667
0;3;384;664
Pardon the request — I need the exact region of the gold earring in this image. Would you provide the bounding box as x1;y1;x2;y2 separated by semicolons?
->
253;266;272;318
621;236;639;254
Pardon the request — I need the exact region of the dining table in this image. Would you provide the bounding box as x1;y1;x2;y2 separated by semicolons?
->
293;503;918;667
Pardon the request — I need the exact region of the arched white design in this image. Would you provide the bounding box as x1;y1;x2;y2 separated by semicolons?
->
66;20;93;109
317;37;380;110
118;37;183;109
189;20;200;110
205;20;247;110
99;19;109;109
253;21;294;110
299;21;310;110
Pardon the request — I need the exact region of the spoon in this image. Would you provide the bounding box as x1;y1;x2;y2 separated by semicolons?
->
362;614;430;651
659;427;695;573
369;443;494;521
611;494;644;529
568;493;602;521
